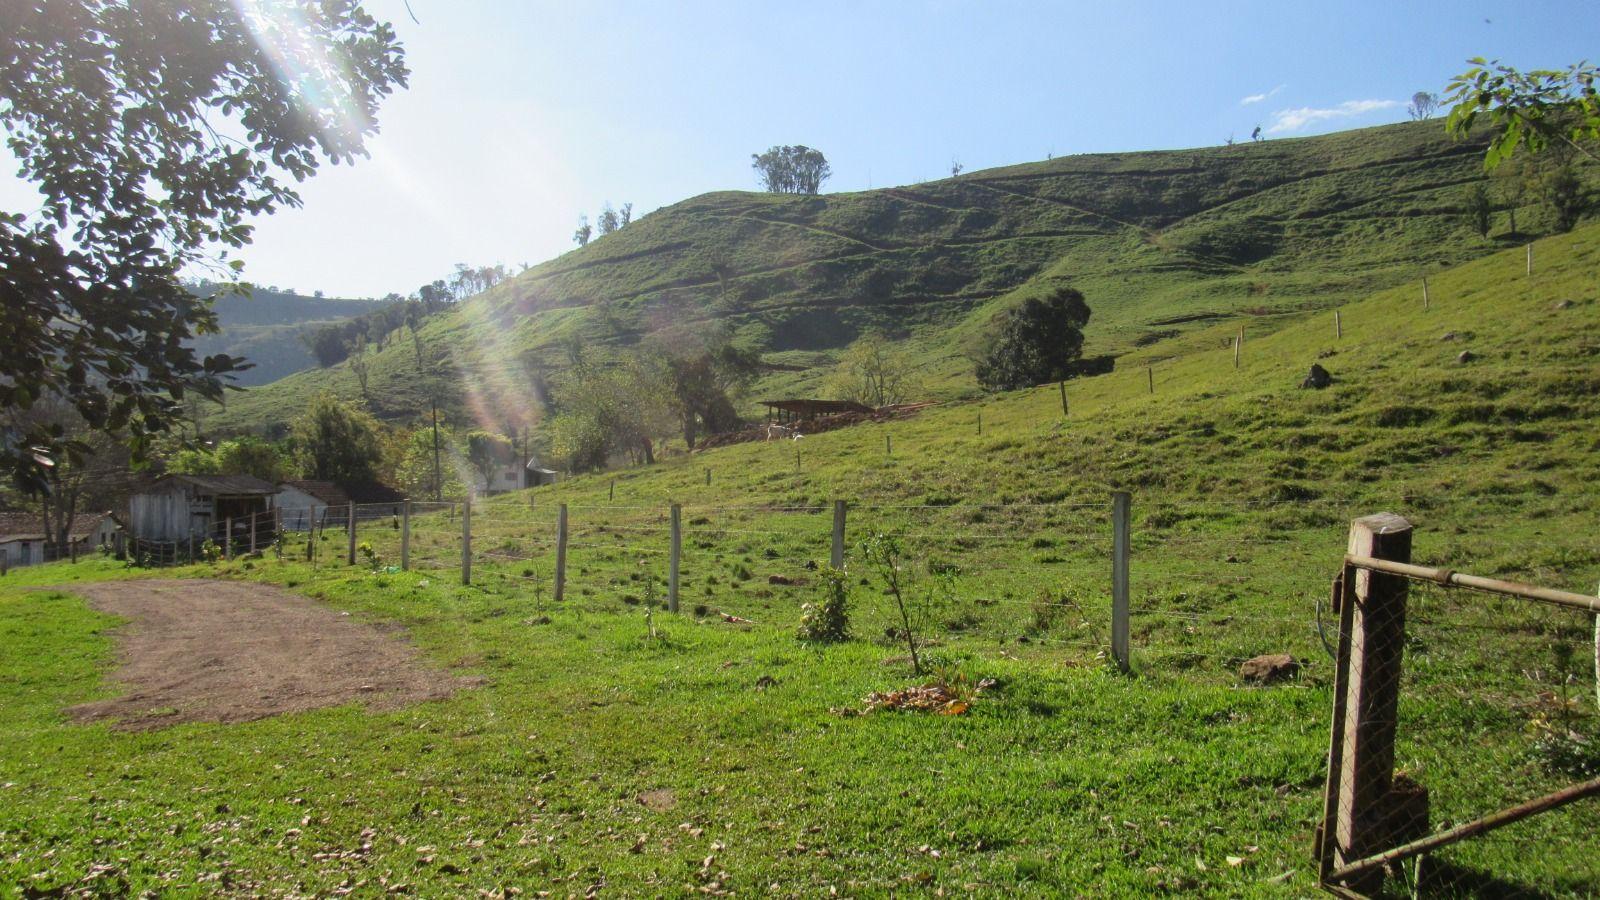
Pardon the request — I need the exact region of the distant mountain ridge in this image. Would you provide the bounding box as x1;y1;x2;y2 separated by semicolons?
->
190;284;389;386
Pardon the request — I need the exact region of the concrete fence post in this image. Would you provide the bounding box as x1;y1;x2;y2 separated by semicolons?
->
1323;513;1416;894
248;511;258;555
400;500;411;571
668;503;681;613
1111;491;1131;672
460;494;471;585
1422;276;1430;311
554;503;568;603
831;500;846;570
1335;310;1342;339
224;517;233;561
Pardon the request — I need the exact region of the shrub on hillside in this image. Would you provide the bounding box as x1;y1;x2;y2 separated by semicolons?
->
798;567;851;644
976;287;1092;392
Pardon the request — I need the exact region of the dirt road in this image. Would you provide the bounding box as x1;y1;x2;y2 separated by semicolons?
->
64;579;476;730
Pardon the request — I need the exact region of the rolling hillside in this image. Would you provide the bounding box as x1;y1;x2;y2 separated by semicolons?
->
190;285;390;386
209;119;1573;434
7;223;1598;895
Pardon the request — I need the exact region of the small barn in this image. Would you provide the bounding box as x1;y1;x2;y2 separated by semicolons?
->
759;399;875;424
129;474;277;542
0;511;122;571
275;480;407;530
525;462;559;487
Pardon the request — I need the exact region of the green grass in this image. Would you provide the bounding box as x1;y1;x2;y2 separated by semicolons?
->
206;118;1600;434
5;227;1600;895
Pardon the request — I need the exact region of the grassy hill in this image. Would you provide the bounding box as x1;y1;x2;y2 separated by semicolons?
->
4;226;1598;894
190;284;390;387
207;119;1571;433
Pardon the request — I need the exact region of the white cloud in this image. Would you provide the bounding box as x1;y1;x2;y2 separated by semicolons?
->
1240;84;1285;105
1266;99;1402;133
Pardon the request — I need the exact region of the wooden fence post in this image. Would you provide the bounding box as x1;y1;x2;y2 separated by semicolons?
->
1147;366;1154;394
1233;332;1242;369
1058;381;1068;416
609;479;615;502
831;500;846;570
885;434;892;457
1422;276;1430;311
976;412;982;435
705;467;711;486
668;503;681;613
400;500;411;571
795;446;802;473
346;501;356;566
224;517;233;561
554;503;568;603
460;494;471;585
1111;491;1131;672
1325;513;1416;893
1334;310;1342;339
248;512;257;555
1527;243;1533;276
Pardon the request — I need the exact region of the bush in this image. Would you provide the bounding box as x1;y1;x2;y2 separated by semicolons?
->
798;567;851;644
976;286;1091;391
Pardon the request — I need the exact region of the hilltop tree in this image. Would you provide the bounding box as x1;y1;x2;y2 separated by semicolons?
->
619;202;633;227
596;204;621;236
1408;91;1439;121
573;216;592;247
0;1;406;493
292;392;385;485
976;287;1092;392
751;145;832;194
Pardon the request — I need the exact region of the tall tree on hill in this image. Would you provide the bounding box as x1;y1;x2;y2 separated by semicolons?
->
619;202;633;227
596;204;621;236
292;392;385;485
751;145;832;194
1408;91;1439;121
975;287;1092;392
649;327;760;448
0;1;406;494
573;216;593;247
1462;182;1495;238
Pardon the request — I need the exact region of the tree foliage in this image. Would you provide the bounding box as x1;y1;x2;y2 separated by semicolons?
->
0;1;406;493
751;145;832;194
975;287;1092;392
648;326;760;448
829;333;914;409
1462;182;1494;238
170;435;293;483
466;430;513;490
546;354;676;472
1445;59;1600;171
291;392;384;485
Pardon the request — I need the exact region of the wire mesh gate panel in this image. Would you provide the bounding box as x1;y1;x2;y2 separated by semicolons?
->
1317;514;1600;897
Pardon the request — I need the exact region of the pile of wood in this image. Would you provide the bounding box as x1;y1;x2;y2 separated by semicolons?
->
694;403;932;451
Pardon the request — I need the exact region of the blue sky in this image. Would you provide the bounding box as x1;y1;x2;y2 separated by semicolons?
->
4;0;1596;297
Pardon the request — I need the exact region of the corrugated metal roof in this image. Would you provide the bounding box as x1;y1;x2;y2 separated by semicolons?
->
150;473;278;495
0;511;119;543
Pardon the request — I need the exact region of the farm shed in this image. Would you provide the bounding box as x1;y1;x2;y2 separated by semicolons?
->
129;474;276;542
0;511;122;571
525;462;559;487
276;480;407;531
760;399;874;424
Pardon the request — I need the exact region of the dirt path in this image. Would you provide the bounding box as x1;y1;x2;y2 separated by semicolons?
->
64;579;477;730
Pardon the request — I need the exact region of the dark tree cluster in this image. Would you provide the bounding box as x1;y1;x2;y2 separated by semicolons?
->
303;264;509;368
976;287;1092;392
0;0;407;492
751;145;832;194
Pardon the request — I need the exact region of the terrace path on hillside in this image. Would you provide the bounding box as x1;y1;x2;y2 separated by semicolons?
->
65;579;477;730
